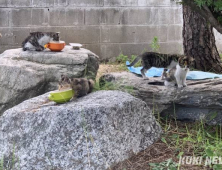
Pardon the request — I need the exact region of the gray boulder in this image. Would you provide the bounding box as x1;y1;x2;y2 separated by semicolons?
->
0;90;162;170
0;46;99;114
100;72;222;125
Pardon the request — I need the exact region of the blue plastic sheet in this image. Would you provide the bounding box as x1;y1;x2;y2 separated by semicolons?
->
126;61;222;80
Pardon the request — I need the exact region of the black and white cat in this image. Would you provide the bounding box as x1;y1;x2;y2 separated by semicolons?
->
22;32;60;51
156;56;194;88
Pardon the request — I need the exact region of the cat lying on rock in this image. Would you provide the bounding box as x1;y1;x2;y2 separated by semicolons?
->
22;32;60;51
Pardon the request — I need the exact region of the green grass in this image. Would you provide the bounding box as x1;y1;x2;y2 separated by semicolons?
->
93;79;135;95
110;53;142;72
153;111;222;169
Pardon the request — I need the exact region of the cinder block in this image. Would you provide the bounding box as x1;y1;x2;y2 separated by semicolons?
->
0;0;8;7
101;26;136;43
150;8;159;25
122;8;151;25
101;8;121;25
85;8;101;25
167;25;182;41
146;0;171;6
158;25;168;42
64;26;100;44
0;28;14;46
159;8;174;25
100;44;121;61
138;0;147;6
30;27;52;33
54;0;67;6
0;9;9;27
85;8;121;25
49;8;66;26
32;9;49;26
100;43;153;62
65;8;84;26
67;0;103;6
119;43;152;56
159;42;183;54
134;26;158;43
32;0;54;7
216;42;222;53
10;8;32;27
12;28;31;45
174;8;183;24
121;0;138;6
134;25;168;43
10;0;31;7
83;44;101;58
104;0;122;6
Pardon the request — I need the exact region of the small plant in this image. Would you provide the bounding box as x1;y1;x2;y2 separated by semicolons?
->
150;36;160;52
149;158;178;170
116;53;128;64
93;79;134;95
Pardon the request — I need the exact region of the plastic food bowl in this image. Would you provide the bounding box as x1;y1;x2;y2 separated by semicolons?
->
69;43;82;50
48;88;74;103
45;41;66;52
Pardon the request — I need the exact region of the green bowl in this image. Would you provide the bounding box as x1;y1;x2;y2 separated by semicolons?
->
48;89;74;103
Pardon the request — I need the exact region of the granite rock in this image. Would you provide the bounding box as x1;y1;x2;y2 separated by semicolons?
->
0;46;99;114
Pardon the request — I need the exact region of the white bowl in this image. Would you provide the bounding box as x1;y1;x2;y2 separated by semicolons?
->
69;43;82;50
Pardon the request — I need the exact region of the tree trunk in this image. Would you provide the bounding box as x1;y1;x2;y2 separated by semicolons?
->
183;5;222;73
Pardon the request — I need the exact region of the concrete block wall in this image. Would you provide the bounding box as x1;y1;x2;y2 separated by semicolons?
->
0;0;184;61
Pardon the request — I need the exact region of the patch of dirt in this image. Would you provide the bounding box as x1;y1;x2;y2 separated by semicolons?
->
112;140;174;170
111;139;209;170
96;64;127;81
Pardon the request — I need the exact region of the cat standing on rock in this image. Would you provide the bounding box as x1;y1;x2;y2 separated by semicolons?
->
164;56;194;88
149;56;194;88
22;32;60;51
127;52;179;80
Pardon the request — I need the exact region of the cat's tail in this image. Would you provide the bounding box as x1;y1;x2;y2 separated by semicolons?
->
88;79;95;93
127;55;142;67
148;81;164;86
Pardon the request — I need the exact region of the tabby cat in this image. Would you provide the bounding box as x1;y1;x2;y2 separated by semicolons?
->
22;32;60;51
58;75;94;99
127;52;182;79
150;56;194;88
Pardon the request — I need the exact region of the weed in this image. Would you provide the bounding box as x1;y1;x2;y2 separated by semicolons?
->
149;158;178;170
93;80;135;96
150;36;160;52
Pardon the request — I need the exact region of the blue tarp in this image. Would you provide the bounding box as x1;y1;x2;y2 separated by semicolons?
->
126;61;222;80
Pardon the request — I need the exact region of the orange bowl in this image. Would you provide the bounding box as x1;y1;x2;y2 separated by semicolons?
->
45;41;65;52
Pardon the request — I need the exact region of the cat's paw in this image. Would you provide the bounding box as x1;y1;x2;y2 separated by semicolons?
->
178;84;183;88
183;84;187;87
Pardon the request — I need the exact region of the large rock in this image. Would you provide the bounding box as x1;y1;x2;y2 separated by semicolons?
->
100;72;222;125
0;46;99;114
0;90;162;170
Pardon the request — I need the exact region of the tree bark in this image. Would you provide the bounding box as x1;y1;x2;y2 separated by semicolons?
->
183;4;222;73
